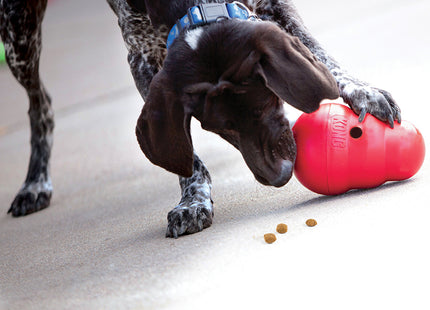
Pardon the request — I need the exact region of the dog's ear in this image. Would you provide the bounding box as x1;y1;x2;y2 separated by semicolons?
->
224;25;339;113
136;71;194;177
256;29;339;113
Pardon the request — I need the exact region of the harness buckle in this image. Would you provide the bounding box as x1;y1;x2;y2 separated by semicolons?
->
198;3;230;24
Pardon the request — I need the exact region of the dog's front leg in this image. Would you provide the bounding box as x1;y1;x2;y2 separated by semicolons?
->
108;1;214;238
256;0;401;126
294;28;401;127
166;154;213;238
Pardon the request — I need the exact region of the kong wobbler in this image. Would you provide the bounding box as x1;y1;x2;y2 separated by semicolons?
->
293;103;425;195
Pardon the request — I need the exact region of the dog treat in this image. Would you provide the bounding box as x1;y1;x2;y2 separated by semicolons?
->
306;219;317;227
276;223;288;234
264;233;277;244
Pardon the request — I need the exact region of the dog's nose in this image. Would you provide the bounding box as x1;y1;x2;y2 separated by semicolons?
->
270;160;293;187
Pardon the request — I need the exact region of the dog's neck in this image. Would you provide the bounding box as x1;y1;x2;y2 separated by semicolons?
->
166;2;257;48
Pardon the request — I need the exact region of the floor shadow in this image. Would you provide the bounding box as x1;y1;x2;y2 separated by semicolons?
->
287;179;415;213
214;178;417;226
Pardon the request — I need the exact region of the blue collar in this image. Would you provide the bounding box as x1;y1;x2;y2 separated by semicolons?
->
166;2;257;49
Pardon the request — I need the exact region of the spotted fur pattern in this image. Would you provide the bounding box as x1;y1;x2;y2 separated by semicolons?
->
166;154;213;238
1;0;54;216
107;0;169;99
253;0;400;127
1;0;400;237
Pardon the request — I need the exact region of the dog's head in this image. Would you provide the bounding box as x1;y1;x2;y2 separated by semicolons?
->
136;20;339;187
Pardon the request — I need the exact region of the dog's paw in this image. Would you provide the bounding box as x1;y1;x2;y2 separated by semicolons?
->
166;203;213;238
8;184;52;217
340;82;401;128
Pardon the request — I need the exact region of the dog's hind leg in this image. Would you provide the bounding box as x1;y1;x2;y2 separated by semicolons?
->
0;0;54;216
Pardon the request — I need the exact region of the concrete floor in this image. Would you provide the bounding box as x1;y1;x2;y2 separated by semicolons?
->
1;0;429;309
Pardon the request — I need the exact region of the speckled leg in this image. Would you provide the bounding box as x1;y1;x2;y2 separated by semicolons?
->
166;154;213;238
107;1;213;238
1;0;54;216
255;0;401;127
107;0;168;99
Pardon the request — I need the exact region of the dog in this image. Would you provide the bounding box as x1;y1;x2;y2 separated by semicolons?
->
0;0;401;238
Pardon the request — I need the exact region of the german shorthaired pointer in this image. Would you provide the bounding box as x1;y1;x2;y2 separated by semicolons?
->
0;0;401;238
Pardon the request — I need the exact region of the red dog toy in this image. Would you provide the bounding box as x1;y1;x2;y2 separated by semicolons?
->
293;103;425;195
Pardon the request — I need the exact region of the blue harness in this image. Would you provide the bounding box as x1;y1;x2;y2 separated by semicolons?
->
166;2;257;49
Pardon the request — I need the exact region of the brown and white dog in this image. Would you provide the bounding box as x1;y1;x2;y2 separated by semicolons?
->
0;0;401;237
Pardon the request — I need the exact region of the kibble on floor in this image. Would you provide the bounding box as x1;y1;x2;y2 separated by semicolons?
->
276;223;288;234
306;219;317;227
264;233;277;244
